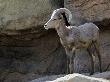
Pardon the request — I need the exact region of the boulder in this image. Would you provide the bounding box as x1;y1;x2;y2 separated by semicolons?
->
30;73;110;82
47;73;109;82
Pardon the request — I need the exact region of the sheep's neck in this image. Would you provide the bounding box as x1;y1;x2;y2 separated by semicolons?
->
56;22;69;40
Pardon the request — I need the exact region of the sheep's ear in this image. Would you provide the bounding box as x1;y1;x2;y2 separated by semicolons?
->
57;14;63;19
61;13;67;20
60;13;64;18
58;16;62;19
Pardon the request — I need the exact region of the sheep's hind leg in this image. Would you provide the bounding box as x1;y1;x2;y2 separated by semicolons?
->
87;48;94;75
93;41;102;73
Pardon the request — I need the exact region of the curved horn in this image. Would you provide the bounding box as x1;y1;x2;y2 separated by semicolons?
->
52;8;72;23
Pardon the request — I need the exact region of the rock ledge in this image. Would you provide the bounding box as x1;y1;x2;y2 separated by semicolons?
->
47;73;109;82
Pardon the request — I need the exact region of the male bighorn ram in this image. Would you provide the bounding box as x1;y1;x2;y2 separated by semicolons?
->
44;8;102;74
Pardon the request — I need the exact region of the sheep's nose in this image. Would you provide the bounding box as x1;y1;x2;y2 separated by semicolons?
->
44;24;47;27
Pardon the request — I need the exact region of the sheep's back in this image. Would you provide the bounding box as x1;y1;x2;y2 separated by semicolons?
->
78;23;99;42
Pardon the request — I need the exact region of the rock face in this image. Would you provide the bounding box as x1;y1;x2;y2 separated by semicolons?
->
0;0;52;31
0;0;67;82
0;0;110;82
65;0;110;27
0;31;67;82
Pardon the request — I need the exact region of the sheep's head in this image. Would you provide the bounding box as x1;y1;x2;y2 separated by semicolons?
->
44;8;72;30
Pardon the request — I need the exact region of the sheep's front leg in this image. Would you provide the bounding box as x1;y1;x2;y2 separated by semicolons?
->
66;54;73;74
65;49;71;74
69;54;75;74
69;47;76;73
66;50;75;74
69;56;73;73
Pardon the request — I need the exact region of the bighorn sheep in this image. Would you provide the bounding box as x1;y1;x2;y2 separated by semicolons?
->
44;8;102;74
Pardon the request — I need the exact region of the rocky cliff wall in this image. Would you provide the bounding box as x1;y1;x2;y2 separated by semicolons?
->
0;0;109;82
